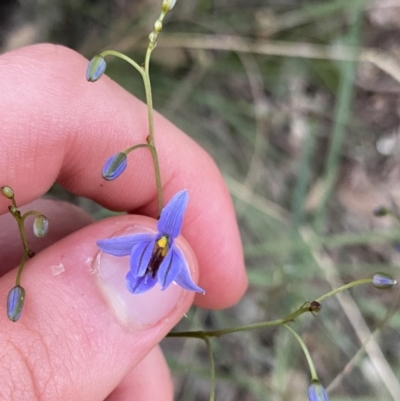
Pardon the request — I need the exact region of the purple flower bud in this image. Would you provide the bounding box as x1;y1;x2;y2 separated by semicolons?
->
86;55;106;82
308;381;329;401
102;153;128;181
7;285;25;322
372;273;398;289
33;214;49;237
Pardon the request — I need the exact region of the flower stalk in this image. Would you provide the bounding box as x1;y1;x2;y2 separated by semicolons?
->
86;3;176;215
1;186;48;321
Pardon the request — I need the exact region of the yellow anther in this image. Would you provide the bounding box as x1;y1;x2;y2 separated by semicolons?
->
157;236;168;249
157;236;169;257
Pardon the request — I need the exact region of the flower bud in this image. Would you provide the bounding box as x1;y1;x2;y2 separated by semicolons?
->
1;185;14;199
7;285;25;322
372;272;398;289
162;0;177;13
154;20;163;33
102;153;128;181
308;381;329;401
86;55;107;82
33;214;49;237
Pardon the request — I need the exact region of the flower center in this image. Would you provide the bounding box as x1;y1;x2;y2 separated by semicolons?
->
147;235;169;278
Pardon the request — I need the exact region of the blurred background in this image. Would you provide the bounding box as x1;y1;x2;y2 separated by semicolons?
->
2;0;400;400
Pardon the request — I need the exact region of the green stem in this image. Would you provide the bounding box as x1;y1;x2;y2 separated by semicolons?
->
168;278;374;340
125;143;151;153
167;305;310;339
14;213;34;258
315;278;372;303
204;337;216;401
283;324;318;380
99;49;163;214
15;253;28;286
21;210;43;221
143;46;163;215
100;50;145;79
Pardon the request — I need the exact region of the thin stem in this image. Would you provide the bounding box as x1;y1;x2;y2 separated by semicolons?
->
15;253;28;286
168;277;375;340
99;49;163;213
125;143;151;153
148;144;163;216
16;214;34;257
143;48;163;215
204;337;216;401
21;210;42;221
283;324;318;380
100;50;145;79
315;278;372;303
168;305;310;339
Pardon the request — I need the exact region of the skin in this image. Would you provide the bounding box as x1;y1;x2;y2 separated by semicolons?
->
0;44;247;400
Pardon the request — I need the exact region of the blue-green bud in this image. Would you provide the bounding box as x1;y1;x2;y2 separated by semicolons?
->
86;55;106;82
102;153;128;181
33;214;49;237
7;285;25;322
308;381;329;401
372;272;398;289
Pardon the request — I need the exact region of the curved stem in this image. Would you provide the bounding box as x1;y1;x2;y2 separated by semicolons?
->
100;49;163;213
100;50;145;79
125;143;151;154
283;323;318;380
315;278;372;303
21;210;43;221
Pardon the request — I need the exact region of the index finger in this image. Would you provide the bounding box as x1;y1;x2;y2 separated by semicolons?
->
0;44;247;309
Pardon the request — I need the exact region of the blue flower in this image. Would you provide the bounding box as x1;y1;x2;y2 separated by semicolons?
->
97;190;205;294
308;381;329;401
102;153;128;181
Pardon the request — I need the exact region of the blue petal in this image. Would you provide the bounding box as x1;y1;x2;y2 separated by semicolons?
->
158;247;180;290
102;153;127;181
126;271;158;294
157;190;188;239
97;233;154;257
172;247;205;293
308;381;329;401
130;237;156;277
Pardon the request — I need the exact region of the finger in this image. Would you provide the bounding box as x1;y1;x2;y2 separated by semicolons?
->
0;44;247;309
0;216;194;401
105;346;173;401
0;199;92;275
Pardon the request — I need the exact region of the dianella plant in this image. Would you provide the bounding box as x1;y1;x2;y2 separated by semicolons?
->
3;1;400;401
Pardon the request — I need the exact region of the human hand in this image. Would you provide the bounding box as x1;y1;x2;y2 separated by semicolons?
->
0;44;247;400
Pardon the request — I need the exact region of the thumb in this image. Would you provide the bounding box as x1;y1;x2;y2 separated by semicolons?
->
0;216;197;400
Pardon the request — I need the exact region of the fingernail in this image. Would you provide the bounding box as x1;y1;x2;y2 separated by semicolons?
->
93;225;186;327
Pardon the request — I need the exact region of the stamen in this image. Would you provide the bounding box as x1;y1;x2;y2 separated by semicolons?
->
147;235;170;277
